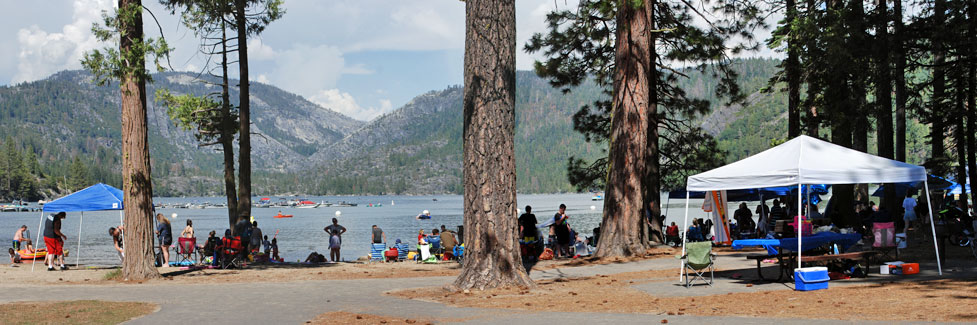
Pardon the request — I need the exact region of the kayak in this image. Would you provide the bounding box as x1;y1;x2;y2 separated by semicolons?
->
273;213;293;218
19;248;46;260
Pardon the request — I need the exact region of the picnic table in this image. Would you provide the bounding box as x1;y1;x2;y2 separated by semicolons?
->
732;232;864;281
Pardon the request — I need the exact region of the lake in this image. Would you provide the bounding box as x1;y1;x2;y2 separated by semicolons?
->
1;193;719;266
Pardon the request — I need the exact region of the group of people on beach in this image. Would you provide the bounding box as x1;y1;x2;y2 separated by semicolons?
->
7;212;69;270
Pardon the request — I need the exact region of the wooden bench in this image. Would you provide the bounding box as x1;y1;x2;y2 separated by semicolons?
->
799;251;878;267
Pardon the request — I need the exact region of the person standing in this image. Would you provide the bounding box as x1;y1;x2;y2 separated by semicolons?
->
250;221;263;253
519;206;538;242
553;204;571;258
109;225;125;262
324;218;346;262
43;212;68;271
755;200;770;236
903;192;918;231
12;225;33;253
371;225;386;244
155;213;173;267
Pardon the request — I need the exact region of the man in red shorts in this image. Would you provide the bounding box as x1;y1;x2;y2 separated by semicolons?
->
43;212;67;271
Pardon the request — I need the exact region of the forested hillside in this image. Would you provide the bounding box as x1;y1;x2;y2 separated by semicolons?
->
1;59;928;198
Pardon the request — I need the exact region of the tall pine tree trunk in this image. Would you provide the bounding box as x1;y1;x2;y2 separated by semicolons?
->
876;0;898;214
894;0;907;162
955;78;969;214
644;0;663;245
595;0;651;258
787;0;801;138
967;0;977;213
931;0;947;174
452;0;532;290
235;0;252;230
805;0;820;137
118;0;160;281
220;18;238;226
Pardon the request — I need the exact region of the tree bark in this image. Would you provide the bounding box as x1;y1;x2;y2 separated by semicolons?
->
787;0;801;138
876;0;898;215
118;0;160;281
804;0;820;137
234;0;252;230
220;17;238;227
452;0;532;290
931;0;947;174
954;78;969;214
643;0;663;245
595;0;651;258
894;0;907;162
967;0;977;215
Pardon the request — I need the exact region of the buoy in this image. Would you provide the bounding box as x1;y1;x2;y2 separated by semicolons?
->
391;200;395;206
590;205;596;210
171;213;178;219
335;210;342;216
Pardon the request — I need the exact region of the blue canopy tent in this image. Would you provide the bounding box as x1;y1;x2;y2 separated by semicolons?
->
32;183;124;271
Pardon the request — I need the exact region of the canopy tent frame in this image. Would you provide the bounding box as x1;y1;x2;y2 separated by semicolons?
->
31;183;124;272
679;136;942;282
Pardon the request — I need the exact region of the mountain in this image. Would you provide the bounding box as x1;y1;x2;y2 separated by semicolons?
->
5;58;926;198
0;70;364;197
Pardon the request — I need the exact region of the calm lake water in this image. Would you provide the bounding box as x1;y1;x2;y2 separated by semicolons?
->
0;193;721;266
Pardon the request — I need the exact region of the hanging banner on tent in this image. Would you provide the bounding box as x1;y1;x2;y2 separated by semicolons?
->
702;190;731;245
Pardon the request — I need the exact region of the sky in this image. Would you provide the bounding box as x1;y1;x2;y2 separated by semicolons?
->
0;0;777;121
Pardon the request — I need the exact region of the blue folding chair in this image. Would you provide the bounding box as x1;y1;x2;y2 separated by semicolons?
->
396;243;409;261
453;245;464;262
370;243;386;262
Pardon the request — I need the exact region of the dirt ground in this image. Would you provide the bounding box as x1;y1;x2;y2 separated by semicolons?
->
0;300;156;324
390;267;977;322
0;261;462;285
309;311;460;324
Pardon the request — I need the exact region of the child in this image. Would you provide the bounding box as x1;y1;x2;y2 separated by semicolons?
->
271;238;280;261
262;235;271;255
8;248;22;265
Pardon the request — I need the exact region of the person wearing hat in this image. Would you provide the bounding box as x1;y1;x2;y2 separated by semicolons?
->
43;212;68;271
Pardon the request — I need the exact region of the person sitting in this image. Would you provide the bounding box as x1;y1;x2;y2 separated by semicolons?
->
665;222;680;245
427;229;443;254
686;220;705;242
768;199;787;232
304;251;327;263
181;219;194;239
12;225;33;253
8;248;21;264
439;226;457;260
417;229;427;245
203;230;220;263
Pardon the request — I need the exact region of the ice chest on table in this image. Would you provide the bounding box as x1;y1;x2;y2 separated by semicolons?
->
795;266;829;291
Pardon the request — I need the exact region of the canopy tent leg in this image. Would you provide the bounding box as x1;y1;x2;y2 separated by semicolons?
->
924;180;943;275
76;211;83;267
797;182;803;269
31;211;44;272
679;191;691;282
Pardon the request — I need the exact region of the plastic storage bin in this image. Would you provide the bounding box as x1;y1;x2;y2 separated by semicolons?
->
794;266;829;291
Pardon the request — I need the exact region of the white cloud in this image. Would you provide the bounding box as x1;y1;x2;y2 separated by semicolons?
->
263;44;346;98
308;89;391;121
255;74;270;84
13;0;113;83
248;38;276;61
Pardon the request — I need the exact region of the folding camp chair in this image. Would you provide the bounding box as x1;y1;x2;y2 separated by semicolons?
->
453;245;464;262
219;236;245;269
679;241;716;287
396;242;409;261
370;243;386;262
872;222;899;261
176;237;198;265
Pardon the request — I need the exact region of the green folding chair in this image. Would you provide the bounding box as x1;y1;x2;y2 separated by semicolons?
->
678;241;716;287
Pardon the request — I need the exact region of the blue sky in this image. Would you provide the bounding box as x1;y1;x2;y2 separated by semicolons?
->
0;0;776;121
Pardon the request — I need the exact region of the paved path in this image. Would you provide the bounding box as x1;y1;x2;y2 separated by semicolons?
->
0;254;965;324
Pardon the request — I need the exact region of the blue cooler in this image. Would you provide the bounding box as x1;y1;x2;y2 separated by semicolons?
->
794;266;829;291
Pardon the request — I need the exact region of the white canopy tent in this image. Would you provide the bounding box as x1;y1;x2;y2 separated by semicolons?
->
682;135;941;278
